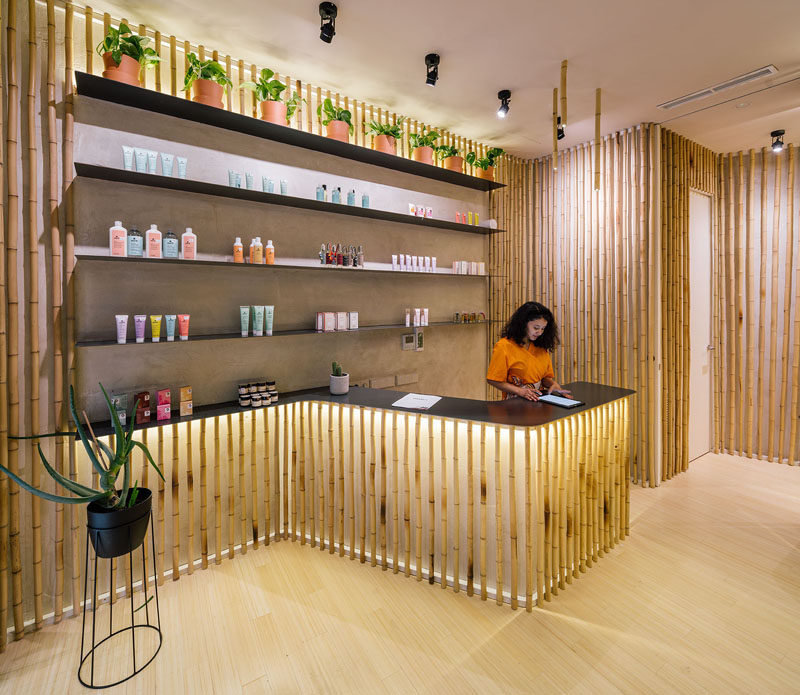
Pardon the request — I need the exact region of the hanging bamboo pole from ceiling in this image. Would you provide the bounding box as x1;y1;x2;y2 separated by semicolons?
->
560;60;567;127
552;88;558;171
0;0;8;653
595;89;602;190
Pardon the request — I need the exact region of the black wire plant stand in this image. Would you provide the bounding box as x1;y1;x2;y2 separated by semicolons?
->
78;510;162;688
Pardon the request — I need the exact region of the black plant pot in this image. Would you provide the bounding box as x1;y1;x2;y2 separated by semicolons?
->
87;489;152;559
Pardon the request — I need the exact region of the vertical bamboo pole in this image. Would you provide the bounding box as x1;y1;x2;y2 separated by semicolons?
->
84;6;92;73
318;404;324;550
379;410;386;566
494;427;503;605
465;422;475;595
745;150;756;456
171;424;180;578
157;428;165;581
264;407;271;544
186;422;194;573
452;421;459;591
392;412;399;572
238;412;247;553
359;407;366;561
214;417;221;563
169;37;177;97
339;405;346;556
440;419;447;588
788;148;800;464
301;403;307;545
307;404;314;547
428;417;435;582
778;147;795;459
525;429;534;611
252;409;259;546
0;0;8;645
415;414;422;580
347;405;354;556
283;405;289;540
226;414;234;557
6;0;23;637
756;148;769;454
403;414;411;575
328;404;335;553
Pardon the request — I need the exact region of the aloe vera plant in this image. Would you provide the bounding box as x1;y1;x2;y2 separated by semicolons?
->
0;385;164;509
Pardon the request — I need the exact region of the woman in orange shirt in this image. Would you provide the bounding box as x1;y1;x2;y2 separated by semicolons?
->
486;301;571;401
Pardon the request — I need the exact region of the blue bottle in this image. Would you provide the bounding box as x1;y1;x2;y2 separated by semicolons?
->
127;226;144;258
361;193;369;208
162;229;180;259
332;187;341;204
347;189;356;206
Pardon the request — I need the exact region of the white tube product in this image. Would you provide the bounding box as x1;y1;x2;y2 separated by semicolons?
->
146;150;158;175
176;157;187;178
134;314;147;343
264;305;274;336
122;145;134;171
134;148;148;173
115;314;129;344
422;308;428;326
160;152;174;176
414;308;421;326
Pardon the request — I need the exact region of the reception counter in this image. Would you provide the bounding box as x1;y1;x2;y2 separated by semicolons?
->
80;381;633;611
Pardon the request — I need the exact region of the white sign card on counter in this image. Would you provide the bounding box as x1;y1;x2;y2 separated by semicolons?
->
391;393;442;410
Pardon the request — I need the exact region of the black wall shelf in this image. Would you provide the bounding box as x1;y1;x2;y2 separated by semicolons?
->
76;254;490;279
74;163;504;237
75;71;506;192
76;321;489;349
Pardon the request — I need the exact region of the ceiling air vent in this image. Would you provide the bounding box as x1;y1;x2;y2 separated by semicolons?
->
657;64;778;110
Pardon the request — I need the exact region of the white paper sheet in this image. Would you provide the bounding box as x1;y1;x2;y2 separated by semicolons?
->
391;393;442;410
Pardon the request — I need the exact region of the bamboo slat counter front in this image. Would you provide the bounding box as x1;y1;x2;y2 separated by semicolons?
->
77;382;632;610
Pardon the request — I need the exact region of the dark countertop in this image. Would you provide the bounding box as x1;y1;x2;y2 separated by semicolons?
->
88;381;634;437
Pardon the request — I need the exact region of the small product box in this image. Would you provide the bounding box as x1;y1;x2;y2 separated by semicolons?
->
478;262;486;275
110;393;128;412
134;391;151;409
422;308;429;326
425;207;433;219
424;256;431;272
180;401;193;417
432;256;437;272
179;386;192;402
468;212;474;225
135;408;151;425
408;203;416;216
323;312;336;332
316;312;324;332
405;254;411;270
411;255;418;272
348;312;359;330
399;254;406;271
156;403;171;421
116;410;126;426
470;261;478;275
416;205;425;217
461;261;469;275
156;388;171;406
455;212;461;224
336;311;348;331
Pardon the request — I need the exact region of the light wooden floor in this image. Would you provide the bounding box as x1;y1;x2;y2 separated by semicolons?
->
1;452;799;694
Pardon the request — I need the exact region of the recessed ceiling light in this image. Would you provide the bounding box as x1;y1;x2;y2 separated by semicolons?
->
736;102;750;109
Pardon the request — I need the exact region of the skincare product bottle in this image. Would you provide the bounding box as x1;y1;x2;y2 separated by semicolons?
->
361;193;369;208
248;238;255;264
150;315;163;342
235;173;242;188
181;227;197;260
264;177;275;193
177;314;190;340
134;314;147;343
252;305;265;337
432;256;437;272
254;237;264;265
468;211;474;225
127;226;143;258
332;187;341;204
160;152;174;177
280;180;288;195
414;308;421;327
323;185;328;202
165;314;177;341
162;229;179;259
357;245;365;268
351;245;358;267
347;189;356;206
264;305;274;336
233;237;244;263
240;306;250;337
122;146;134;171
109;221;127;257
264;239;274;265
422;308;429;326
405;308;411;327
316;185;324;201
134;148;148;173
336;244;343;266
146;150;158;175
245;172;254;190
343;246;351;267
115;314;129;344
391;254;398;271
146;224;162;258
319;244;326;265
176;157;187;179
228;170;237;187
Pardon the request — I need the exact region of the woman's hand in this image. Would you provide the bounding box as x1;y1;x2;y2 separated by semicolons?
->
516;384;541;401
546;382;571;397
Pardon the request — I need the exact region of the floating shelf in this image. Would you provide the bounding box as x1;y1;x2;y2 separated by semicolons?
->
76;321;489;349
75;254;490;279
74;163;504;237
75;71;506;192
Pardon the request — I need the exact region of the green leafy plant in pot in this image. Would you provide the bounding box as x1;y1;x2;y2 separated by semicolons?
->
466;147;505;181
366;116;405;155
0;385;164;559
183;53;233;109
436;144;463;173
239;68;305;126
330;361;349;395
317;98;354;143
96;22;161;87
409;128;440;165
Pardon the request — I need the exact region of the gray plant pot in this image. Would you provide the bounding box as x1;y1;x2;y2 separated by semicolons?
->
330;373;349;395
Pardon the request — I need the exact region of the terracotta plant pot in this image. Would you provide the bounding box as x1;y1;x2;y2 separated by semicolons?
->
444;155;464;173
192;79;224;108
476;166;495;181
101;52;141;87
326;120;350;143
411;146;434;165
259;100;287;125
373;134;396;154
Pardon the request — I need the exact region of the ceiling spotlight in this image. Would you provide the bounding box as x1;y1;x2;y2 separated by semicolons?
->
319;2;337;43
497;89;511;118
771;129;785;153
557;116;565;140
425;53;440;87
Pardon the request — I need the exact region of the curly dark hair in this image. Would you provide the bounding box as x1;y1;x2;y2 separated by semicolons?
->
501;301;560;352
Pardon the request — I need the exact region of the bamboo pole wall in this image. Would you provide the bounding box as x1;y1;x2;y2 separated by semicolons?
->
491;125;663;486
716;146;800;464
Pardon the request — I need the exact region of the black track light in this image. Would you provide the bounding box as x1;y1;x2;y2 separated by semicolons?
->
771;129;785;153
557;116;565;140
425;53;440;87
497;89;511;119
319;2;337;43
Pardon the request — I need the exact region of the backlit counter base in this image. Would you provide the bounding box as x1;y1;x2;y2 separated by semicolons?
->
75;383;632;611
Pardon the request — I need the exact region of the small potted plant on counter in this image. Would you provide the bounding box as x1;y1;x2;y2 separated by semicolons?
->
436;143;463;172
409;128;440;165
366;116;405;155
0;385;164;559
466;146;505;181
183;53;233;109
96;22;161;87
317;98;354;143
330;361;349;395
239;68;305;125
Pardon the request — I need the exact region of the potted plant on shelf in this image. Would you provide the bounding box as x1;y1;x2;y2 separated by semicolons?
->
317;98;354;143
409;128;440;165
96;22;161;87
0;385;164;559
465;147;505;181
365;116;405;155
239;68;305;125
183;53;233;109
436;144;463;172
330;361;349;395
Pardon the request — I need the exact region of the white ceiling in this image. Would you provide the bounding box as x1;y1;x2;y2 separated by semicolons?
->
97;0;800;158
